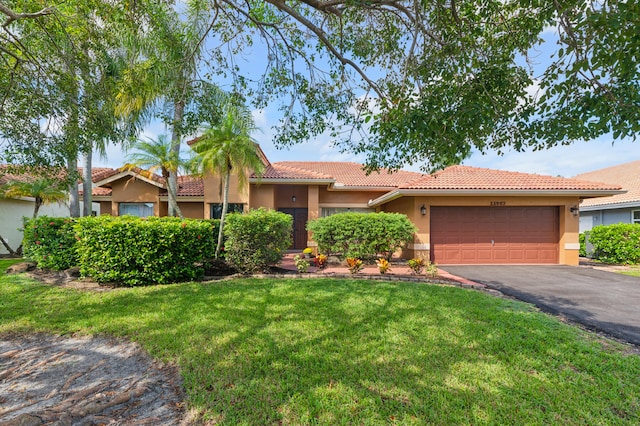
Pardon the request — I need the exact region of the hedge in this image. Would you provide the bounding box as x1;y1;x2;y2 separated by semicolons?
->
75;216;218;285
22;216;78;270
588;223;640;264
306;212;416;260
223;208;292;274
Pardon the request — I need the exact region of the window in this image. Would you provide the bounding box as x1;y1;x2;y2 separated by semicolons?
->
119;202;154;217
632;210;640;224
321;207;375;217
210;203;245;219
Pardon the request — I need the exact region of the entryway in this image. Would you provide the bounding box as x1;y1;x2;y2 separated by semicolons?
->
278;208;308;250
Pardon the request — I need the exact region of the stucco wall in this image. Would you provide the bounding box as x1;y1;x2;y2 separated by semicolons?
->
0;198;97;255
381;195;581;265
178;202;205;219
579;207;639;233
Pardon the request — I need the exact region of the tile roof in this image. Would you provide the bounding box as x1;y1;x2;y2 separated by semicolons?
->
400;165;622;191
574;161;640;207
176;175;204;197
261;161;424;187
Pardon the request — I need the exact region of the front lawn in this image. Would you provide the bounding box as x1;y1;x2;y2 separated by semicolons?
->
1;274;638;424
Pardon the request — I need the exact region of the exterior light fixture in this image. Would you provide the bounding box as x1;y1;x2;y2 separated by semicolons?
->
570;206;579;216
420;205;427;216
292;195;296;203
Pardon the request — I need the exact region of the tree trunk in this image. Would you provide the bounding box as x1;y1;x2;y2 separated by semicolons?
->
33;197;42;218
215;168;231;258
82;147;93;216
67;155;80;217
0;234;19;257
168;99;185;218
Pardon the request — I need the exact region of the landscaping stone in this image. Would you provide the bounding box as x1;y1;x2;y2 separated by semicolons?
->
5;262;36;274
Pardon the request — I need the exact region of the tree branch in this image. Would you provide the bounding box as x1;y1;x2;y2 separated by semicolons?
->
0;2;53;28
265;0;386;99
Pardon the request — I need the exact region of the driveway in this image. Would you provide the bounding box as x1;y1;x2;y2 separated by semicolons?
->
441;265;640;346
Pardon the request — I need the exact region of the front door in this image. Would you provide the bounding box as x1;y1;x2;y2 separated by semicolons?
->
279;208;308;250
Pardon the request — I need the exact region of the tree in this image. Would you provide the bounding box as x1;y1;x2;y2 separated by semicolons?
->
115;2;226;216
0;1;143;216
3;1;639;173
125;135;193;219
191;102;265;258
0;174;68;255
0;177;68;218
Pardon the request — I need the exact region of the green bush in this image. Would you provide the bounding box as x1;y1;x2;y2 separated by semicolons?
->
75;216;218;286
224;208;292;274
588;223;640;264
307;212;416;260
579;232;587;257
22;216;78;270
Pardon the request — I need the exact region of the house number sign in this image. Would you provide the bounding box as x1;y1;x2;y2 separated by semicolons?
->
490;201;506;206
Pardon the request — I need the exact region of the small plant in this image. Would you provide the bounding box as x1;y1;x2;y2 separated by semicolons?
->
346;257;363;274
425;261;438;278
314;254;328;270
407;258;425;274
294;255;310;273
303;247;313;257
376;258;391;274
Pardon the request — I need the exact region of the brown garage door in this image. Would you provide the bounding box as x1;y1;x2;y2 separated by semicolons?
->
431;206;559;264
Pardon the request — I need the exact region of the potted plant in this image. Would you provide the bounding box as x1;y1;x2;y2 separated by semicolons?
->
302;247;314;258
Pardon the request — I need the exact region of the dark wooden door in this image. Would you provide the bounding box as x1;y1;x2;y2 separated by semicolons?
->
279;208;308;249
430;206;559;264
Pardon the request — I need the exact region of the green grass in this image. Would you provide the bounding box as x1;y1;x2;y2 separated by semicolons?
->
0;258;23;273
619;267;640;277
1;273;639;425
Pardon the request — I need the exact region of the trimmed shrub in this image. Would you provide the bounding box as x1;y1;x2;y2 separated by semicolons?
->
75;216;218;286
22;216;77;270
224;208;292;274
307;212;416;260
579;232;586;257
588;223;640;264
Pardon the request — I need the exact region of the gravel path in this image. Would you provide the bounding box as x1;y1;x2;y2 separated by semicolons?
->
0;334;189;426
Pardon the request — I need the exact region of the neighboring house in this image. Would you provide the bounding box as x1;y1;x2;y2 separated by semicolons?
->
0;166;104;255
574;161;640;233
91;147;622;266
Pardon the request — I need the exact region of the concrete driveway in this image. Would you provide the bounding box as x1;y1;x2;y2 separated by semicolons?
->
441;265;640;346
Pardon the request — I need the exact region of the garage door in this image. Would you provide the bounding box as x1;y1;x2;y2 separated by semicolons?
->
431;206;559;264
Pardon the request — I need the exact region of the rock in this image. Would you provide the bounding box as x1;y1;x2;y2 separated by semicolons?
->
6;262;36;274
64;267;81;278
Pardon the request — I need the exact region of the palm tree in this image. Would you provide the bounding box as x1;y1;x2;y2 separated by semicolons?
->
0;177;68;219
125;135;193;219
191;103;265;258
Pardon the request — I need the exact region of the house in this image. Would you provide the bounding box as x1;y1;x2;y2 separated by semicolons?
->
0;166;103;255
574;161;640;233
91;148;622;266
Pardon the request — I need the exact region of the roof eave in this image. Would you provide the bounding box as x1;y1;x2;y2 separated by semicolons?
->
580;200;640;211
249;178;336;185
368;189;626;207
94;171;165;189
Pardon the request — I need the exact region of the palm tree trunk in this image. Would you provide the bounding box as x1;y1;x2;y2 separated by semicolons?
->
33;197;42;218
215;169;231;258
82;147;93;216
169;99;185;218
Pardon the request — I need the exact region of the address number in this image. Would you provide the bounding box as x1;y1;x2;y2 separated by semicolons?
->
490;201;506;206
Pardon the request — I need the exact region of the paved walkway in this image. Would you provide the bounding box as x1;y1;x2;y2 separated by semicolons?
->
440;265;640;346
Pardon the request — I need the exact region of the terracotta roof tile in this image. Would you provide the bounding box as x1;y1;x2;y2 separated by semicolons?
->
401;165;621;191
574;161;640;207
176;175;204;197
91;187;112;196
263;161;424;187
